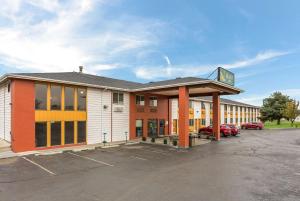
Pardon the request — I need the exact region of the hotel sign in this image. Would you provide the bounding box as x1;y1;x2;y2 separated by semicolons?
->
217;67;235;86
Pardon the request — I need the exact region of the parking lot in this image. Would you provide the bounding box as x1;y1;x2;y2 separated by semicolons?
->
0;129;300;201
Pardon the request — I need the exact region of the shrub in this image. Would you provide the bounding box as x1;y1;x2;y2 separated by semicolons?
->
151;138;155;143
172;140;178;146
163;139;168;144
142;136;147;141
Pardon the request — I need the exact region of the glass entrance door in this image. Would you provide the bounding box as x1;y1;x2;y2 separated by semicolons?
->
148;119;158;138
159;119;165;135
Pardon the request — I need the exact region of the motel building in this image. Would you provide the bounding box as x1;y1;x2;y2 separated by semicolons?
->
0;70;260;153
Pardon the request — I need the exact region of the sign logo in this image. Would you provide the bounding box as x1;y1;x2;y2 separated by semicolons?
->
217;67;235;86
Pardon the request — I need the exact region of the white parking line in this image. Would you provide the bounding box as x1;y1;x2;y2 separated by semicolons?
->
131;156;147;161
67;152;114;167
144;149;170;155
22;157;56;176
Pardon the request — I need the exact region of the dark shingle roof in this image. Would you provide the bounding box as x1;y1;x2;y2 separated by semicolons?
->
11;72;143;90
9;72;209;90
192;96;260;108
137;77;208;89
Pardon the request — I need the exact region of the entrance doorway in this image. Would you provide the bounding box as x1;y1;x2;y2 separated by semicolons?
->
159;119;165;135
148;119;158;138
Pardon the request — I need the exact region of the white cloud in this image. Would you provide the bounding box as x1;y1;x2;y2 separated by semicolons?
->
135;50;290;80
0;0;163;73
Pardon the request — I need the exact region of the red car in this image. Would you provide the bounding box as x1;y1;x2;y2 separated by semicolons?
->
198;124;232;137
227;124;240;136
241;122;264;130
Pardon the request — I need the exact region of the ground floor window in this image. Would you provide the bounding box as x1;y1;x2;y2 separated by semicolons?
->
136;120;143;137
77;121;86;143
189;119;194;126
148;119;158;137
230;118;233;124
51;122;61;146
210;118;212;125
201;119;206;126
236;118;238;124
173;119;177;133
225;118;228;124
35;120;86;148
65;121;74;144
240;118;243;123
35;122;47;147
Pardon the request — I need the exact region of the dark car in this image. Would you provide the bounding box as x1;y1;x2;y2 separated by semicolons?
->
198;124;232;137
241;122;264;130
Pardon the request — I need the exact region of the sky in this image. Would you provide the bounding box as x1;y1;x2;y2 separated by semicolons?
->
0;0;299;106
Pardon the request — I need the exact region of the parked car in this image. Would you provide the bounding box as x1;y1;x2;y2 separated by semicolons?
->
198;124;232;137
227;124;240;136
241;122;264;130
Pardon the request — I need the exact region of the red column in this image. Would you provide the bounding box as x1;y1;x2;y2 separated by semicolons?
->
178;86;189;148
213;92;221;141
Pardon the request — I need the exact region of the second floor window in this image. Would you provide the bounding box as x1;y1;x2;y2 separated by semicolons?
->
35;83;47;110
77;88;86;111
113;92;124;105
51;85;61;110
136;95;145;106
149;96;157;107
65;87;74;110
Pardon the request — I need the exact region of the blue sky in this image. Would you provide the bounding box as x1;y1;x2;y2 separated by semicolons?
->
0;0;299;106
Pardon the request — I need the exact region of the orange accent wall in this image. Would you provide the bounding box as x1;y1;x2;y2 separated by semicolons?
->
129;93;170;140
11;79;35;152
212;92;221;141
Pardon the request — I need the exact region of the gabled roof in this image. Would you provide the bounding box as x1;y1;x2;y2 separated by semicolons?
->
191;96;260;108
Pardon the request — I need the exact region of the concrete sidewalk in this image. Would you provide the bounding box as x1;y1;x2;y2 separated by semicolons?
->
0;140;140;159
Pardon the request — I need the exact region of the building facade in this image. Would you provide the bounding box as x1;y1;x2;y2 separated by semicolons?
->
0;72;259;152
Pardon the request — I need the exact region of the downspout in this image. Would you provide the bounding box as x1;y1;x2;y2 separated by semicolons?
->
110;91;113;142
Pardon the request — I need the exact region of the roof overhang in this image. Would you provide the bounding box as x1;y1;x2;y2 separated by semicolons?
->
132;80;241;97
0;74;241;96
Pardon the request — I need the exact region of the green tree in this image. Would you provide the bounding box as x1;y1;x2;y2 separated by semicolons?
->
260;92;290;125
284;99;300;126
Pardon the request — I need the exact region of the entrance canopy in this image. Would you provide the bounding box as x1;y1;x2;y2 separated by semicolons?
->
133;77;241;148
132;77;241;97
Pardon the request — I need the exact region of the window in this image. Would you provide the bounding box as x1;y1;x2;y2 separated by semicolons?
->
51;85;61;110
230;106;233;112
201;119;206;126
201;102;205;109
210;118;212;125
77;121;86;143
136;120;143;137
51;122;61;146
65;87;74;110
7;83;10;93
189;119;194;126
136;95;145;106
113;92;124;105
65;121;74;144
225;118;228;124
224;105;227;112
189;101;194;108
35;84;47;110
35;122;47;147
210;103;212;110
77;88;87;110
149;97;157;107
230;118;233;123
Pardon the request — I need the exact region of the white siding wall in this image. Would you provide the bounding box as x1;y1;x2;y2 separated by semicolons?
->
220;104;224;124
233;106;236;124
88;88;129;144
237;107;241;126
101;90;112;142
0;83;11;142
112;93;129;142
205;102;210;126
194;101;201;119
171;99;178;134
87;88;102;144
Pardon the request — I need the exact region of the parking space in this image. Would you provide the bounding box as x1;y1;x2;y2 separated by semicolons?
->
0;129;299;201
